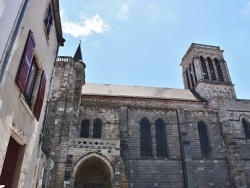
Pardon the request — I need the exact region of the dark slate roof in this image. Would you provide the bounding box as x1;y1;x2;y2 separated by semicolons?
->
74;44;82;61
82;83;202;101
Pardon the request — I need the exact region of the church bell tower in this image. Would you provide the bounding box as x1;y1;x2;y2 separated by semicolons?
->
180;43;236;101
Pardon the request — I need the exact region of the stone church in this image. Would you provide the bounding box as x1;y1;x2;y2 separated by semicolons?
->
42;43;250;188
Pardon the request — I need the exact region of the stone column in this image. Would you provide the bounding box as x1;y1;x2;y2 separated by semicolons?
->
120;107;129;187
193;57;203;81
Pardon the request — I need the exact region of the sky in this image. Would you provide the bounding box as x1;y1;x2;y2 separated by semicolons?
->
58;0;250;99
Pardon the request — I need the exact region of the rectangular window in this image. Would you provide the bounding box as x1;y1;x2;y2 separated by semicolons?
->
44;3;53;38
16;31;47;120
24;59;38;106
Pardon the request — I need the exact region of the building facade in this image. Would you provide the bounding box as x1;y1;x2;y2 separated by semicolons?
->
43;44;250;188
0;0;64;187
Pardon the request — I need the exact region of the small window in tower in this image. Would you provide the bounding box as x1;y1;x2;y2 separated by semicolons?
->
214;58;224;81
207;57;216;81
242;118;250;139
192;62;197;83
200;57;209;80
93;119;102;138
186;70;191;89
189;65;194;87
141;118;152;157
80;119;90;138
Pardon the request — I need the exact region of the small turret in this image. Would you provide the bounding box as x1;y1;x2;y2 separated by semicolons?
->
73;43;86;85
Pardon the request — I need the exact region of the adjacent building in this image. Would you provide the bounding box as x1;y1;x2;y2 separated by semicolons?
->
43;43;250;188
0;0;64;187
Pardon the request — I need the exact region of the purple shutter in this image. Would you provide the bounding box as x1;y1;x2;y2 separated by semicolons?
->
34;71;46;120
16;31;36;93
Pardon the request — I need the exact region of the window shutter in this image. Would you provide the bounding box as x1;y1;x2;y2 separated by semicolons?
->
16;31;36;92
34;71;46;120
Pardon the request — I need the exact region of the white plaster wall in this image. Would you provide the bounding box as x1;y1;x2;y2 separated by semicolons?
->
0;0;60;187
0;0;24;62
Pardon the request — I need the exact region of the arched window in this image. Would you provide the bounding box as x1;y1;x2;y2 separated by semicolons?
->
200;57;209;80
186;70;191;89
242;118;250;139
214;58;224;81
207;57;216;81
141;118;152;157
197;121;210;150
93;119;102;138
189;65;194;87
156;118;168;157
80;119;90;138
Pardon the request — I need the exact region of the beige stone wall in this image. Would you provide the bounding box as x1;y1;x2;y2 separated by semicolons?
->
0;0;60;187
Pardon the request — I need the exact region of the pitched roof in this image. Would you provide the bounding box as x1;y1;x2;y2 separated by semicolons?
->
82;83;202;101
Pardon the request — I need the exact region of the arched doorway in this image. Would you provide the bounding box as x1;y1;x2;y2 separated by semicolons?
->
72;153;114;188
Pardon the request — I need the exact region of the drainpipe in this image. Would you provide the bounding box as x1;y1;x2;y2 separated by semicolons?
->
0;0;31;85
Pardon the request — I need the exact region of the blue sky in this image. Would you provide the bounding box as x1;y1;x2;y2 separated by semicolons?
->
58;0;250;99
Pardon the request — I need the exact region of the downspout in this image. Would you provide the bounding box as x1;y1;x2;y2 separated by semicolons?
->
0;0;31;85
176;109;188;188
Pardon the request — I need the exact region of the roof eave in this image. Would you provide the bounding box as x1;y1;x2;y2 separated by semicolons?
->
52;0;65;46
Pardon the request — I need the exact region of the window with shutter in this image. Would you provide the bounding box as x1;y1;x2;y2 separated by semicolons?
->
141;118;152;157
242;118;250;139
44;3;53;38
93;119;102;138
80;119;90;138
156;118;168;157
16;31;36;92
24;60;38;106
34;71;46;120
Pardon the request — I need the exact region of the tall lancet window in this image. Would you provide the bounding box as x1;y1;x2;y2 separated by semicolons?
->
93;118;102;138
200;57;209;80
207;57;216;81
242;118;250;139
197;121;210;157
214;58;224;81
156;118;168;157
141;118;152;157
80;119;89;138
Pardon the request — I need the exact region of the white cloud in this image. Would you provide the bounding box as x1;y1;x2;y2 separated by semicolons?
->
117;3;130;20
62;15;110;38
